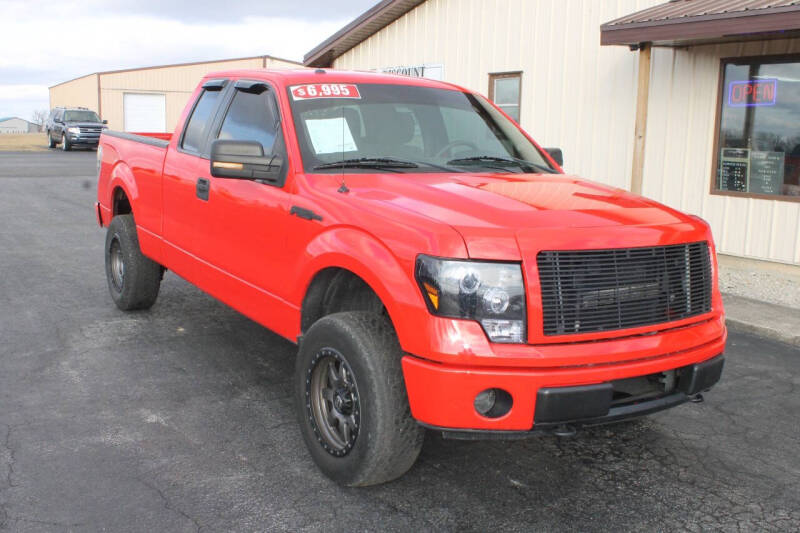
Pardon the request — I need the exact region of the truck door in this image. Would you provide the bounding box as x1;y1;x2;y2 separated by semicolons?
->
202;80;292;299
162;79;228;260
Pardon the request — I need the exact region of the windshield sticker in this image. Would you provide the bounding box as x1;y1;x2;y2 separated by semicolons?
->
305;117;358;154
290;84;361;100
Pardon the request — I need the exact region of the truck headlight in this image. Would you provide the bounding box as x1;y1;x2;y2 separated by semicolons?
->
67;127;81;135
415;255;526;343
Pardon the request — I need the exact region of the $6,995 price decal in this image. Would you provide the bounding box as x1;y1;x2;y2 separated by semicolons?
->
290;84;361;100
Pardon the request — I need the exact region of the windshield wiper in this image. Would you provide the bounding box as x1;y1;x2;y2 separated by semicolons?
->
314;157;418;172
447;155;555;174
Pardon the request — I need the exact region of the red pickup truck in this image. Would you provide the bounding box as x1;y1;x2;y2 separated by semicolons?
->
95;69;725;486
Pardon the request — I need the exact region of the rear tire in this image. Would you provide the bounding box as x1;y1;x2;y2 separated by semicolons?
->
295;311;424;486
104;214;161;310
47;131;55;148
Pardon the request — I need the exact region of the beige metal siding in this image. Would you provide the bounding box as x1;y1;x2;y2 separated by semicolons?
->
49;74;99;113
98;56;302;131
265;57;304;69
332;0;662;189
99;57;264;131
643;39;800;265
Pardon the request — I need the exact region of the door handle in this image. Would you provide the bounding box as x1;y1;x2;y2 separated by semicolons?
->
196;177;210;201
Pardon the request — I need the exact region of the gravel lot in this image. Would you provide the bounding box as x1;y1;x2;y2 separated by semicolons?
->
1;150;799;532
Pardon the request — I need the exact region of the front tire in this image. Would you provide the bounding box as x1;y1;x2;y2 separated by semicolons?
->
104;214;161;310
295;312;424;486
61;133;70;151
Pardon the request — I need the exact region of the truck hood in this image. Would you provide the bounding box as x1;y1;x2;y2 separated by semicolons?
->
334;172;694;258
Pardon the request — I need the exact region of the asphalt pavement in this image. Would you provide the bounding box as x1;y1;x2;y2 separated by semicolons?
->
1;150;799;532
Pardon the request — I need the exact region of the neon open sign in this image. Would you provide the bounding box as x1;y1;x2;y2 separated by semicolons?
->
728;79;778;107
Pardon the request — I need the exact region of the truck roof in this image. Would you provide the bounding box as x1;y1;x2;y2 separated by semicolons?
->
201;68;469;93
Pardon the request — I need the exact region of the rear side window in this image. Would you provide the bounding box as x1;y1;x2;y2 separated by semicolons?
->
217;89;279;153
182;89;222;153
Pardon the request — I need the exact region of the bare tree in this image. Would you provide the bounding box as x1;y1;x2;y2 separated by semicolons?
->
31;109;49;131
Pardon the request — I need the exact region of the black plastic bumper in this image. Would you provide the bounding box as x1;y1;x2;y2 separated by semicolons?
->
68;138;99;146
423;354;724;440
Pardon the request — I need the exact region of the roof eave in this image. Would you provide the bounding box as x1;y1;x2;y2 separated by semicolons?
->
303;0;425;67
601;8;800;46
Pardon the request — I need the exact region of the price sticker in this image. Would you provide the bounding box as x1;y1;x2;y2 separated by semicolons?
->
290;84;361;100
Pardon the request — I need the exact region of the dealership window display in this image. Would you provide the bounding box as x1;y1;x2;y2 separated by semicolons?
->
714;56;800;200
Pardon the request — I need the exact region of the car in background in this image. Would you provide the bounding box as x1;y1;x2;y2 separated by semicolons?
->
46;107;107;151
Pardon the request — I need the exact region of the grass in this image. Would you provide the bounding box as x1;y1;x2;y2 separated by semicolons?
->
0;133;49;152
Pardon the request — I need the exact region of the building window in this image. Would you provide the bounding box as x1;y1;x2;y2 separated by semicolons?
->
489;72;521;123
713;56;800;200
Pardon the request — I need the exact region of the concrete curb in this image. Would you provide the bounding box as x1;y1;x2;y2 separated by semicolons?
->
723;293;800;347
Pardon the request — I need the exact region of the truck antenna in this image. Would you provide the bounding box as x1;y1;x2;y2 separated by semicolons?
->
338;105;349;194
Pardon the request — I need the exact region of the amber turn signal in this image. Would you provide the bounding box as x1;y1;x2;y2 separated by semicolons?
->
212;161;244;170
423;282;439;310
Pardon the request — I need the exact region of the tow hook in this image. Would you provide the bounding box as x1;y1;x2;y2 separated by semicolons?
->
552;424;577;438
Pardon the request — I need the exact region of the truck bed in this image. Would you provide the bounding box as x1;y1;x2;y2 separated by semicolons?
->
102;130;172;147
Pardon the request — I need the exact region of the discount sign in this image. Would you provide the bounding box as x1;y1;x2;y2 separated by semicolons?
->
728;79;778;107
290;84;362;100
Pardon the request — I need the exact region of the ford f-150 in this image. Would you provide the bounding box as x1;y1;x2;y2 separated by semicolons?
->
95;69;725;486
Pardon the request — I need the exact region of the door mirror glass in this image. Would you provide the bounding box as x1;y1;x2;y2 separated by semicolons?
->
102;120;108;124
544;147;563;167
210;139;283;182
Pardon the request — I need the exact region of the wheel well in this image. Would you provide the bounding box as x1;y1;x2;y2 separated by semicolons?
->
301;268;389;334
113;187;131;216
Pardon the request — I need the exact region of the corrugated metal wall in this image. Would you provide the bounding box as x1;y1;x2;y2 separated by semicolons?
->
99;58;264;131
333;0;662;189
644;39;800;265
99;56;302;131
49;74;99;113
50;56;303;132
332;0;799;265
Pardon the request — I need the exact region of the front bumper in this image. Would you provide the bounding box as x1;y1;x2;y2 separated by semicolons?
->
67;134;100;146
401;326;726;433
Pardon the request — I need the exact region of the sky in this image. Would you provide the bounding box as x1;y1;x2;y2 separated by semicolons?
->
0;0;378;121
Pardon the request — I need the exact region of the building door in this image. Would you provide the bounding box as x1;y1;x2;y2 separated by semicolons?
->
123;93;166;132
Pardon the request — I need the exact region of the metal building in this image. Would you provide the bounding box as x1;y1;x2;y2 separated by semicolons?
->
0;117;38;134
49;55;302;133
304;0;800;267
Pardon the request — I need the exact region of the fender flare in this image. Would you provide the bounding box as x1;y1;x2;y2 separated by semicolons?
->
293;226;427;349
106;161;138;216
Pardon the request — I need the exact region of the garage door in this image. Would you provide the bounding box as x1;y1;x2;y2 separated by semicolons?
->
123;93;166;132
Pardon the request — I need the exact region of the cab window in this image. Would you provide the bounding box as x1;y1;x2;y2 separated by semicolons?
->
182;89;222;153
216;88;281;154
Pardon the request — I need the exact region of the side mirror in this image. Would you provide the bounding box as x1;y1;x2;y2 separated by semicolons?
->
544;147;563;167
210;139;283;182
102;120;108;124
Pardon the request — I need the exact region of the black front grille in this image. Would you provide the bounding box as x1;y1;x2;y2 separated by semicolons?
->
79;127;102;134
537;242;712;336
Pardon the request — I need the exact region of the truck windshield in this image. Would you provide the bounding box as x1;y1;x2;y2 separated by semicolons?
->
63;110;101;122
287;83;555;174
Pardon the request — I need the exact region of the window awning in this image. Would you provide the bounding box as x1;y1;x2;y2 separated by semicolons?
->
601;0;800;47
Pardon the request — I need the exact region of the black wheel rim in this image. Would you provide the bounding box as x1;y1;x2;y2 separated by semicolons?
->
306;348;360;457
109;237;124;292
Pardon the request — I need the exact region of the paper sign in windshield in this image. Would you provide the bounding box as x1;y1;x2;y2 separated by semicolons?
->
306;117;357;154
290;84;361;100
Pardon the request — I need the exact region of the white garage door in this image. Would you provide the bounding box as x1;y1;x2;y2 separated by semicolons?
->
123;93;166;132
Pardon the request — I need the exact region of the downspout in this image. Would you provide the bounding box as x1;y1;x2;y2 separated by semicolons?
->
630;42;651;195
